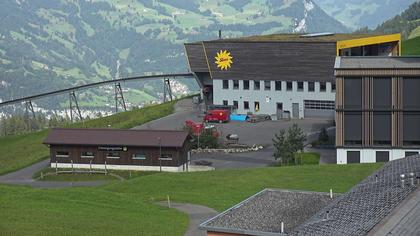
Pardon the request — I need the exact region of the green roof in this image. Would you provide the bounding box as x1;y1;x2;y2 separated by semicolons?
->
203;33;384;43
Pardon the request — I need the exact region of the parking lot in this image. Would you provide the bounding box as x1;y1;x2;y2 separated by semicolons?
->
136;99;335;169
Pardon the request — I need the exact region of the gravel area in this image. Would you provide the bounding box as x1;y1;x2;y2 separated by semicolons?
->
202;189;334;234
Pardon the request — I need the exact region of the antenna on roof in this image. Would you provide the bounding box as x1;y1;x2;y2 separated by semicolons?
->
300;32;335;38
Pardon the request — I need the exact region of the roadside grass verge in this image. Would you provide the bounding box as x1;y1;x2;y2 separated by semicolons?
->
0;100;176;175
33;167;159;181
0;163;382;235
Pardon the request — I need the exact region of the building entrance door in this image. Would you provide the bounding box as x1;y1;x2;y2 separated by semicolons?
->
292;103;299;118
276;103;283;120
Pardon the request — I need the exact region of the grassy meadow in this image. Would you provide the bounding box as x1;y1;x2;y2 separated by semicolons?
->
0;163;382;235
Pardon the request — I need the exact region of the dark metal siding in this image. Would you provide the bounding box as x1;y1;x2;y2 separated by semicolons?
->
202;42;337;82
184;43;209;72
50;145;186;167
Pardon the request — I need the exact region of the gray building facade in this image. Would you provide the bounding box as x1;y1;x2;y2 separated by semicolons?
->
185;33;401;119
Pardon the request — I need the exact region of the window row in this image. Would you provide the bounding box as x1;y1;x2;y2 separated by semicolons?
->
346;150;419;163
222;80;335;93
343;112;420;146
343;77;420;110
222;100;260;112
55;151;173;160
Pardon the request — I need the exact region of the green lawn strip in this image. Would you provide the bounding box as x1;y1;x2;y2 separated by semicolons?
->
0;100;176;175
33;167;159;182
103;163;383;212
298;152;320;165
0;185;188;236
402;36;420;55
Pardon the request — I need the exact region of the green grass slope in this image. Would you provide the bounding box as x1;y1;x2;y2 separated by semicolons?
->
402;36;420;55
0;101;176;175
0;163;381;235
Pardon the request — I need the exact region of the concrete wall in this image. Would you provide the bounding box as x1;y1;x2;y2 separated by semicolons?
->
51;163;187;172
213;79;335;119
336;148;420;164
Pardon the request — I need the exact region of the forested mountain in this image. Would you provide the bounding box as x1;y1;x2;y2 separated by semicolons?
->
0;0;347;110
355;2;420;40
315;0;418;29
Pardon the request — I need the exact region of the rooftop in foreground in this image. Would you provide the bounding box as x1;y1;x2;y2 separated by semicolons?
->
200;156;420;236
200;189;335;235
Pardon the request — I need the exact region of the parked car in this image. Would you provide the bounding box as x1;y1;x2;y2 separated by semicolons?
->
203;109;230;123
247;114;271;123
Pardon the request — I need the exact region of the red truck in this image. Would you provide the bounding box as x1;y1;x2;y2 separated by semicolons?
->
203;109;230;123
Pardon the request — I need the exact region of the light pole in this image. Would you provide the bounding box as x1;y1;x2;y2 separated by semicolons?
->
158;137;162;172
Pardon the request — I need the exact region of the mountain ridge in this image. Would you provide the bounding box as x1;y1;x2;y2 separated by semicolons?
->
0;0;347;110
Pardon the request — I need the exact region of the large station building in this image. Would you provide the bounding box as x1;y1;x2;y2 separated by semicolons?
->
185;33;401;119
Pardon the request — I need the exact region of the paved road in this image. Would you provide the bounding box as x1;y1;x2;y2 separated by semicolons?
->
136;99;336;169
158;202;218;236
0;159;108;188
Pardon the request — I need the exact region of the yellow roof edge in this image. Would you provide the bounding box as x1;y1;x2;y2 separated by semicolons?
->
336;33;401;53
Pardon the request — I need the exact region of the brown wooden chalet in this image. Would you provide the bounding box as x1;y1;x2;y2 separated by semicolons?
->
43;128;190;172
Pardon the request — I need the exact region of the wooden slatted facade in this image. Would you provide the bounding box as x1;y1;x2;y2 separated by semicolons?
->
335;61;420;149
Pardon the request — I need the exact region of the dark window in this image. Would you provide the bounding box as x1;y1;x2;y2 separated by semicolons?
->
347;151;360;163
264;81;271;91
344;78;362;109
275;81;282;91
286;81;293;91
233;80;239;90
403;77;420;109
297;82;304;91
106;152;120;159
373;113;391;145
403;113;420;146
344;112;362;145
373;78;391;109
243;80;250;90
81;151;94;158
254;80;260;90
56;151;69;157
254;101;260;112
405;152;418;157
244;101;249;110
320;82;326;92
223;80;229;89
223;100;228;106
308;82;315;92
331;82;336;92
160;154;173;160
132;153;146;160
233;101;238;109
376;151;389;162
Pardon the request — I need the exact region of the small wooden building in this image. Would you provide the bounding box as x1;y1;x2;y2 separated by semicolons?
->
43;128;190;172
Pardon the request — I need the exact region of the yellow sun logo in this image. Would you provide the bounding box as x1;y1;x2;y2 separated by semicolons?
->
215;50;233;70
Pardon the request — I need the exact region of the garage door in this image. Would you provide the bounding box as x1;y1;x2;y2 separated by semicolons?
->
304;100;335;119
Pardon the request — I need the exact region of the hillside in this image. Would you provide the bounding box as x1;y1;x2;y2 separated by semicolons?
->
315;0;417;29
403;36;420;55
0;0;348;111
354;2;420;40
0;99;177;175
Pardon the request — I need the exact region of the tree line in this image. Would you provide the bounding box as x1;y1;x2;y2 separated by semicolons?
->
0;113;74;137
